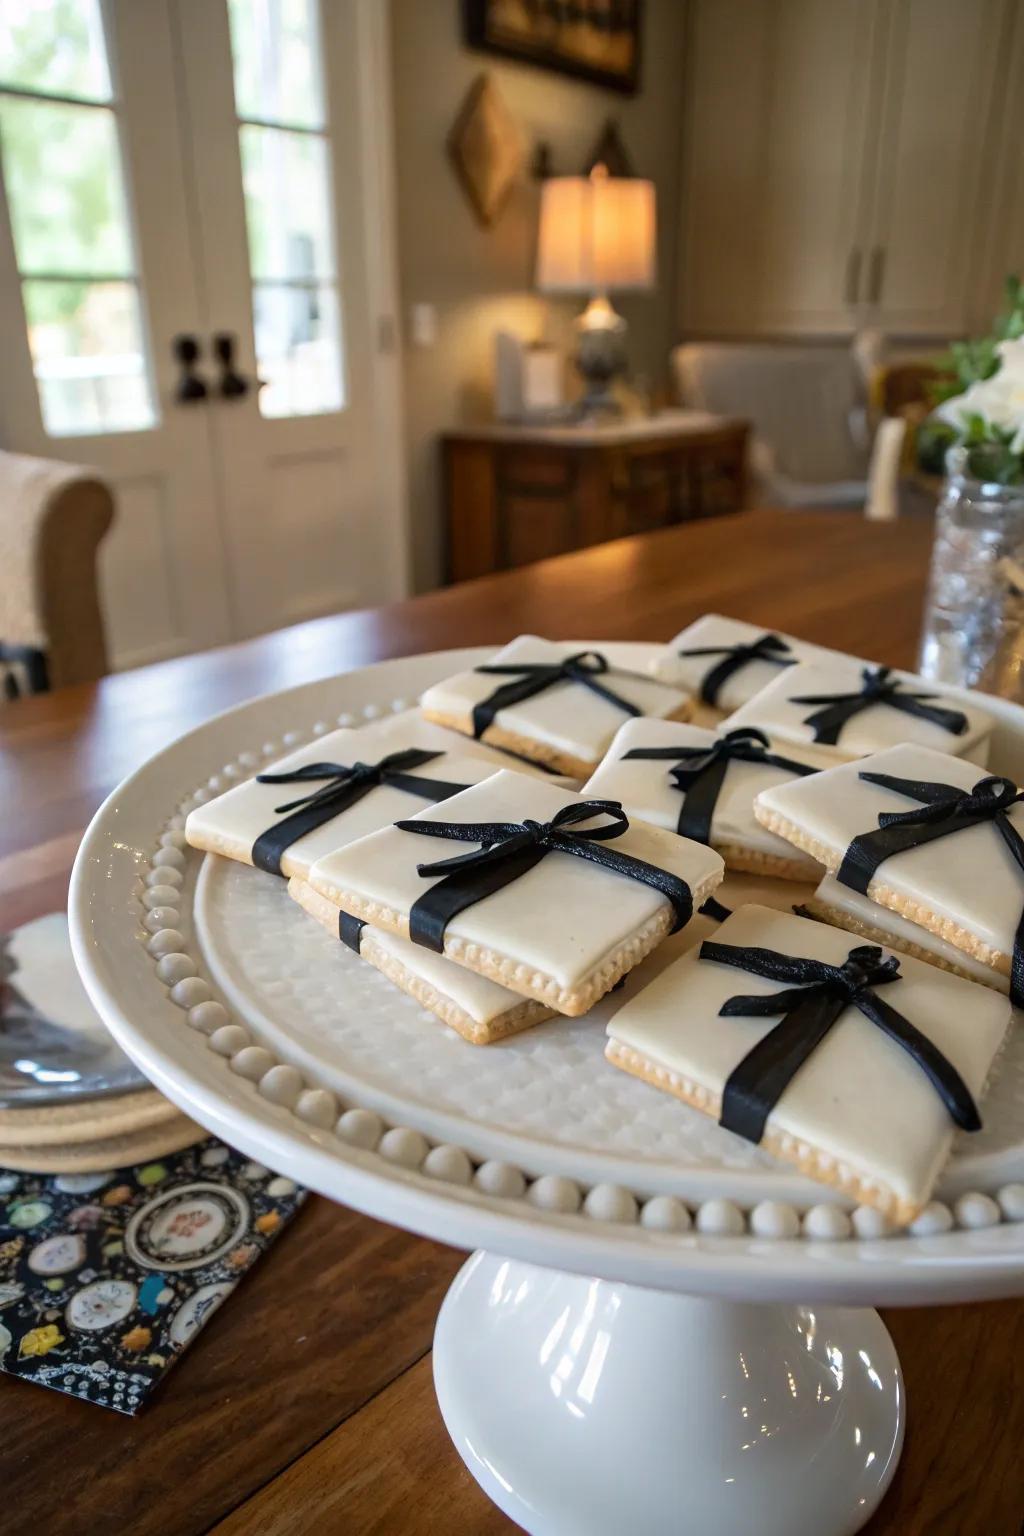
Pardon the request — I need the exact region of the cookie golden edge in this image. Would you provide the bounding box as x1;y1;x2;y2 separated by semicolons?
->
605;1038;924;1226
714;841;821;882
314;869;724;1017
289;876;555;1045
754;802;1014;982
801;897;1006;993
420;703;693;781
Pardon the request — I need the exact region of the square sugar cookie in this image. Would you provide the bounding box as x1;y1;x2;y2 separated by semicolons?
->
651;615;827;716
288;878;556;1045
419;635;690;778
605;903;1010;1223
803;873;1009;994
755;743;1022;989
722;659;993;767
581;718;822;880
185;711;525;880
307;770;724;1016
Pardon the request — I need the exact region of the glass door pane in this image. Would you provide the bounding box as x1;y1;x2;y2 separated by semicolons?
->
0;0;155;435
227;0;344;418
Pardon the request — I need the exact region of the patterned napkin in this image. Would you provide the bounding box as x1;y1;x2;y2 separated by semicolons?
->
0;1138;305;1414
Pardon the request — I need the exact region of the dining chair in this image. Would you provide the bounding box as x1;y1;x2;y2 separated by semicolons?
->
671;341;870;508
0;451;115;697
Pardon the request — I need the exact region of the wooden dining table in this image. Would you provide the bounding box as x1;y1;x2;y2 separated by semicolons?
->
0;508;1020;1536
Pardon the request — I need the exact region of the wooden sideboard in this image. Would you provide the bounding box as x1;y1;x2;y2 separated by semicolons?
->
442;413;750;584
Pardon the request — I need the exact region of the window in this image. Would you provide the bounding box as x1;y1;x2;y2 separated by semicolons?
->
227;0;344;418
0;0;155;435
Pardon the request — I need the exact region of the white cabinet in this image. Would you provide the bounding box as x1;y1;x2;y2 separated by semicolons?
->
679;0;1013;338
975;1;1024;333
866;0;1010;334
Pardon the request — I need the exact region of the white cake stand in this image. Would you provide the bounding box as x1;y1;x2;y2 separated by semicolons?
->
69;646;1024;1536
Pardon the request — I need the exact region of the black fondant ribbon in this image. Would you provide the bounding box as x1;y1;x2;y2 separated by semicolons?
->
339;912;366;953
623;727;816;842
677;632;795;707
789;666;968;746
699;938;981;1144
837;770;1024;1004
251;749;469;876
394;799;695;952
699;896;732;922
471;651;649;738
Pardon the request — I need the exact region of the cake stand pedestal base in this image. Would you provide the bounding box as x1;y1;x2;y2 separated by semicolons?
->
433;1251;905;1536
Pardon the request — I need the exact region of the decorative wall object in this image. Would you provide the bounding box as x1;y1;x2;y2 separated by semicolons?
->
532;121;636;181
447;74;526;228
583;118;635;178
463;0;642;95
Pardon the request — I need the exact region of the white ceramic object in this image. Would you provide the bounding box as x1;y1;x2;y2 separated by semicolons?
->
68;643;1024;1536
434;1252;904;1536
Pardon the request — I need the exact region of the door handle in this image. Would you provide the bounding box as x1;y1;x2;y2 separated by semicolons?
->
172;335;208;403
867;247;886;305
213;332;251;399
845;247;862;306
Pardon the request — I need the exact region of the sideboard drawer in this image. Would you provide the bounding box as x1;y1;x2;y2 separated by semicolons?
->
443;421;749;584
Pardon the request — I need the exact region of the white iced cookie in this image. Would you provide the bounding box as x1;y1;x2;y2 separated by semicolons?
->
605;903;1010;1224
288;878;556;1045
184;709;550;880
418;634;690;779
754;743;1022;990
804;872;1010;994
722;659;993;767
582;718;823;880
651;614;827;715
307;770;724;1016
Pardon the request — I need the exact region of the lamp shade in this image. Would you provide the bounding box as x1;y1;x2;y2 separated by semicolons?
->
536;169;656;295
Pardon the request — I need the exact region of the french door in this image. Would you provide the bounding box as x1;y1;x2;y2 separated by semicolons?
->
0;0;406;669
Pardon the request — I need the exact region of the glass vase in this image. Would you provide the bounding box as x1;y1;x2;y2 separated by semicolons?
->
918;446;1024;697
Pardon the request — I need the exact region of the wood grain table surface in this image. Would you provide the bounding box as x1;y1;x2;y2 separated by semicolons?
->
0;510;1021;1536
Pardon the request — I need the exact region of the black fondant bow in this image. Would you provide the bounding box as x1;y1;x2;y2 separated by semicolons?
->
471;651;649;738
678;632;795;707
394;799;695;952
623;727;816;842
699;938;981;1144
251;748;469;876
837;770;1024;1004
789;666;968;746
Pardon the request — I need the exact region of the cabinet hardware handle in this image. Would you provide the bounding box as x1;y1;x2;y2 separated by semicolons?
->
213;332;251;400
868;247;886;305
845;247;862;306
172;334;208;404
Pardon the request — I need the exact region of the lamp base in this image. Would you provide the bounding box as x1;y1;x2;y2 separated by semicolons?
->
573;295;628;418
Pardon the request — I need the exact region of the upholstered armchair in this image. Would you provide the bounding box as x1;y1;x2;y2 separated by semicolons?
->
671;342;870;508
0;451;115;696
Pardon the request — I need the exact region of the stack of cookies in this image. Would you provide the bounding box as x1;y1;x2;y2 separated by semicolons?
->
186;625;1015;1226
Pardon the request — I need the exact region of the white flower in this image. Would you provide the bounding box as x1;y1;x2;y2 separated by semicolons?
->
935;336;1024;453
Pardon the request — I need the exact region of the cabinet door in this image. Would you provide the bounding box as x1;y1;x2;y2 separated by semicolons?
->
679;0;881;336
951;0;1024;334
865;0;1010;335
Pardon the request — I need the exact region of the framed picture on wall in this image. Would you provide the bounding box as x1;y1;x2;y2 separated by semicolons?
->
462;0;642;96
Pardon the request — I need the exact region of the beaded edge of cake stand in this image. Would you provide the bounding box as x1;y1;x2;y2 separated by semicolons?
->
135;697;1024;1245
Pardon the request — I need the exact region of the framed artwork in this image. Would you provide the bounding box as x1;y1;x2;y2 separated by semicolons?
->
463;0;642;96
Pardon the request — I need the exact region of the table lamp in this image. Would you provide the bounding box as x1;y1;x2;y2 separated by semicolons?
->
536;163;656;416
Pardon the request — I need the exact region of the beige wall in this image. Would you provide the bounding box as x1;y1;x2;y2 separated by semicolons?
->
389;0;688;590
